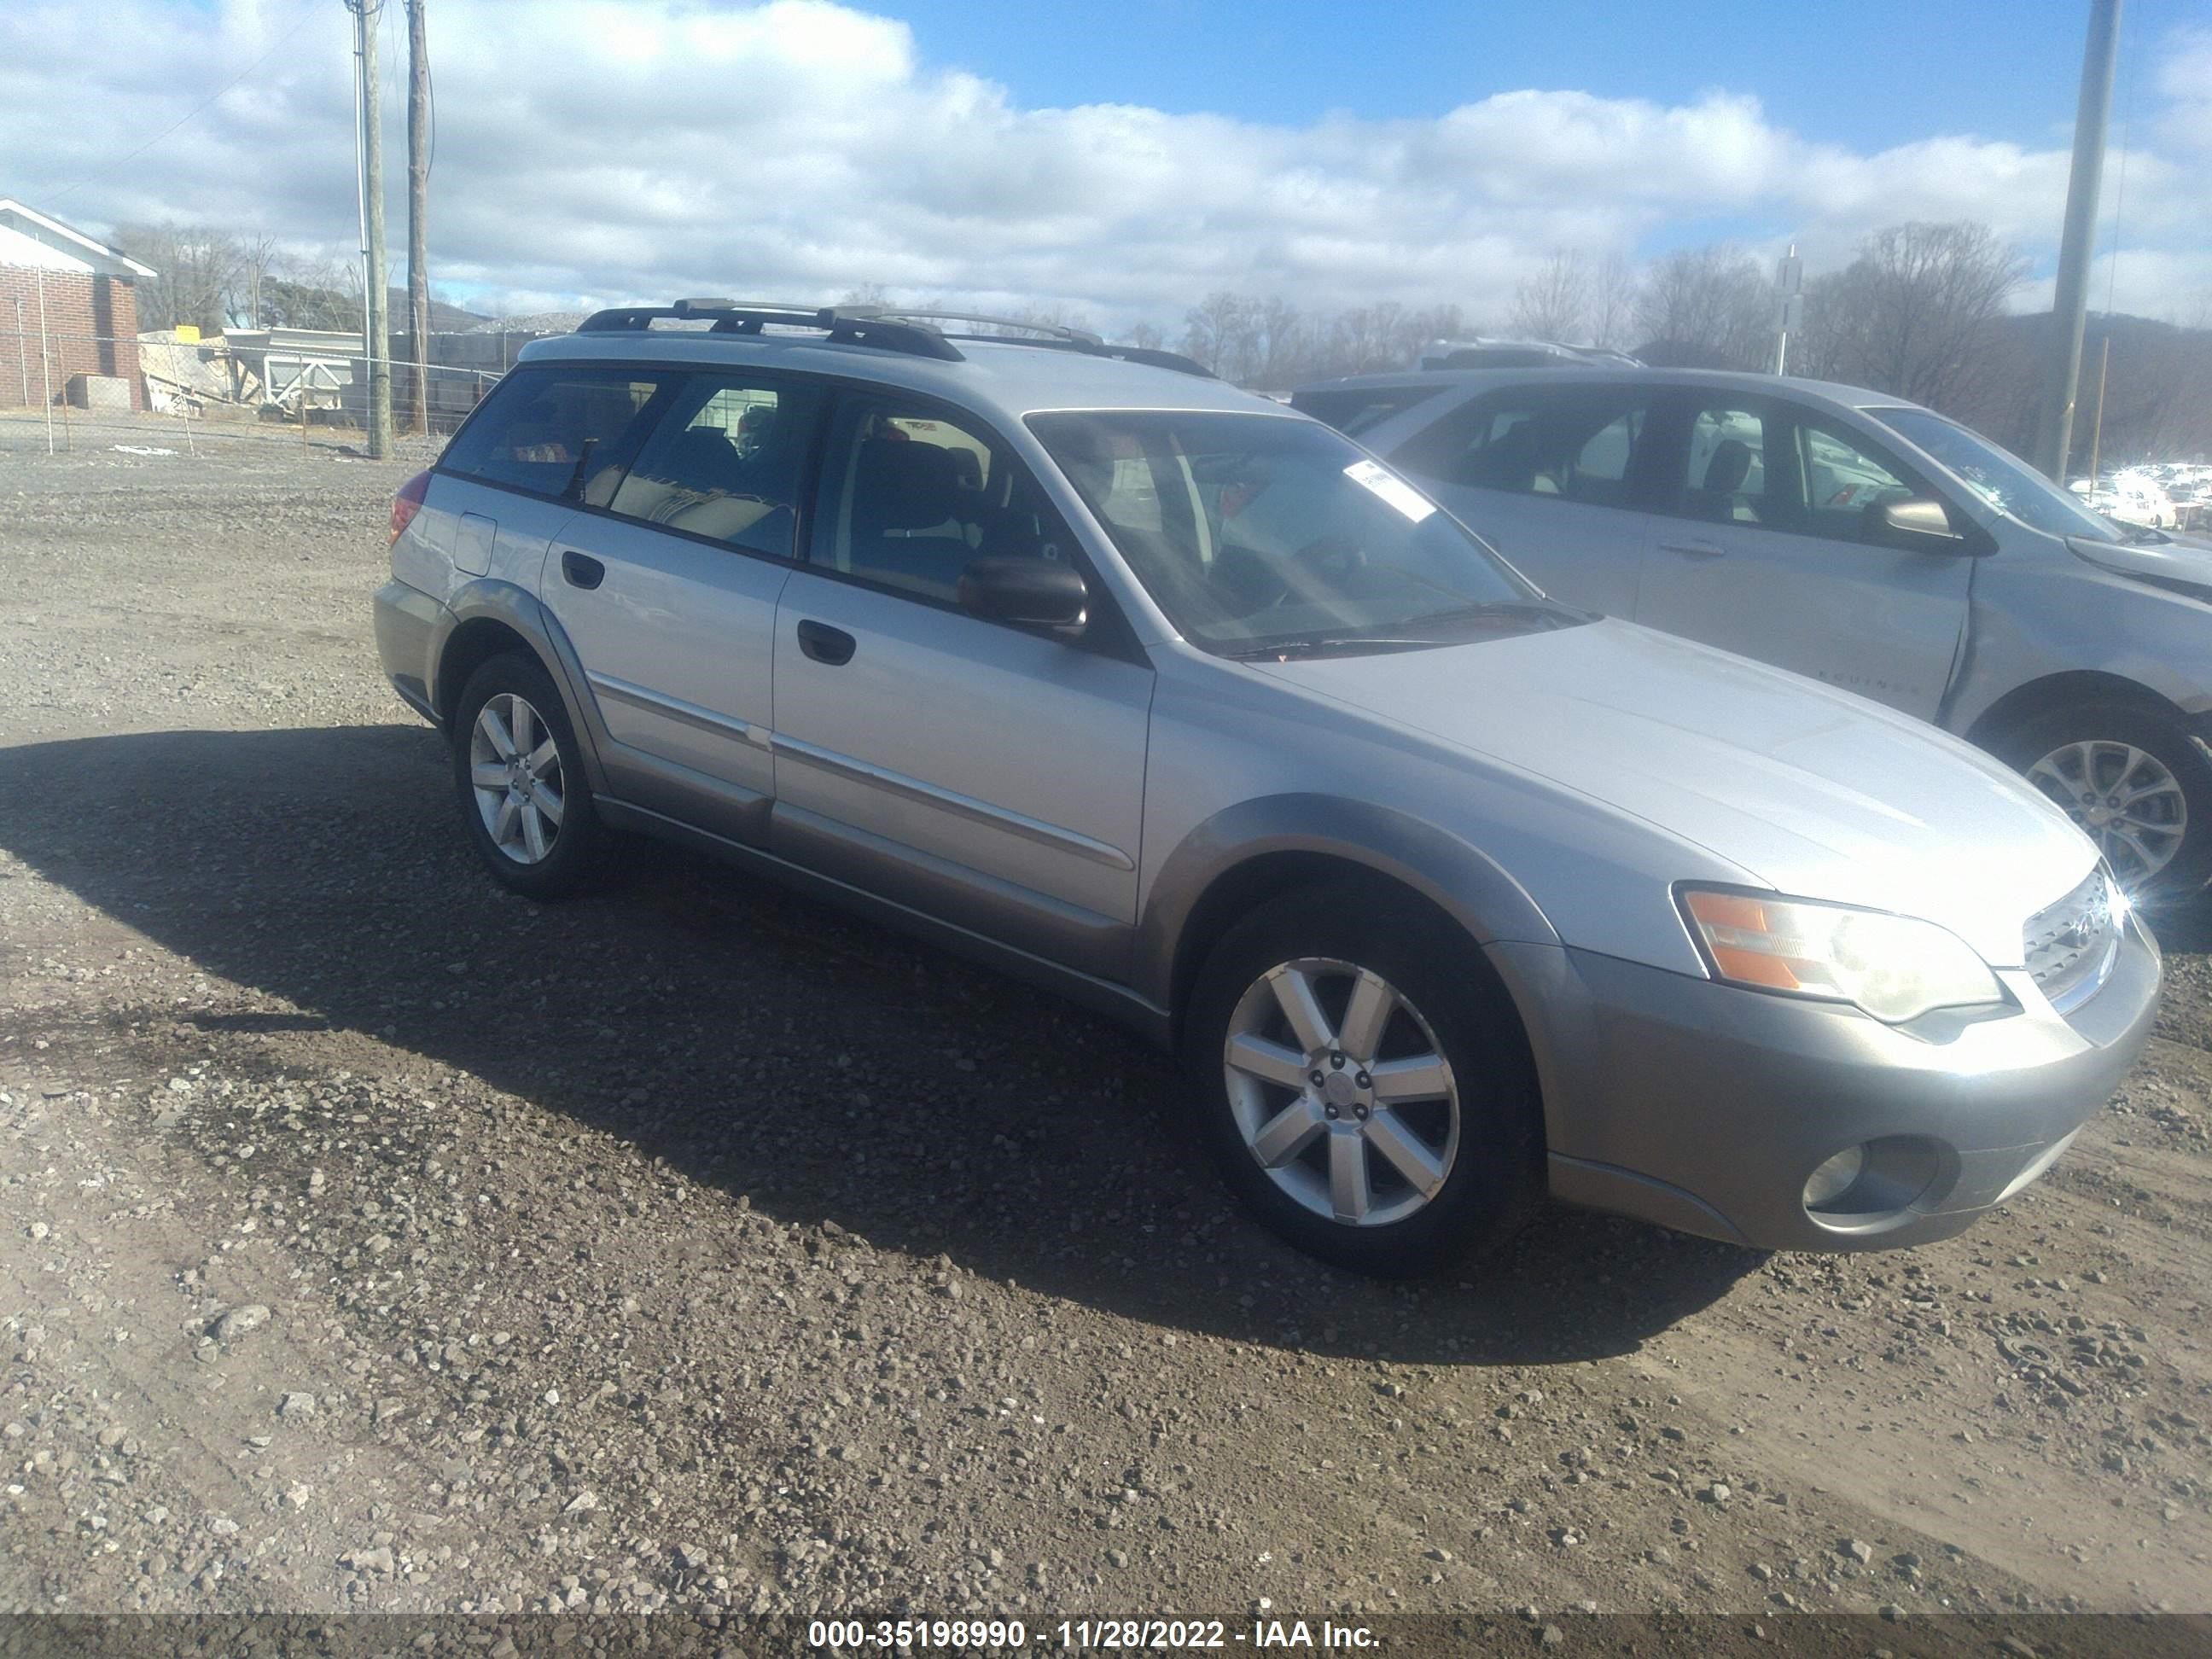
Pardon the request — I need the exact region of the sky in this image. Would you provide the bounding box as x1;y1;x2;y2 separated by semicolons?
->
3;0;2208;334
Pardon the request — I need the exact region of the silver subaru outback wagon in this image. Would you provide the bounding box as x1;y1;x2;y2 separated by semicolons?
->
373;301;2160;1277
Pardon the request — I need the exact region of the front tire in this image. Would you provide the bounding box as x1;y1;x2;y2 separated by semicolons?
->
451;654;605;899
1991;701;2212;904
1181;882;1544;1277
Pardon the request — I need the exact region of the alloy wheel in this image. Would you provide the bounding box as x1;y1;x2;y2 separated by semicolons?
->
1221;957;1459;1229
2026;739;2186;887
469;692;566;864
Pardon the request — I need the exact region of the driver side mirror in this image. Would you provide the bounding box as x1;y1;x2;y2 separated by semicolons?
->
957;557;1088;628
1871;497;1970;552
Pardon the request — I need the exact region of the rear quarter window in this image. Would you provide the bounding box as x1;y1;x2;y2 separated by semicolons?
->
440;367;663;500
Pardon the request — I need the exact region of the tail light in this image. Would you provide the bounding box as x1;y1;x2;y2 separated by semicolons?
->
390;469;431;544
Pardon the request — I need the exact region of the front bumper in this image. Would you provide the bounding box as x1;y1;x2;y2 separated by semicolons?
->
1489;910;2161;1251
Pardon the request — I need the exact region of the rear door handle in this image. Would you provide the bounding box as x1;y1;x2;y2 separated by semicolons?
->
1658;539;1726;561
795;619;856;666
560;549;605;590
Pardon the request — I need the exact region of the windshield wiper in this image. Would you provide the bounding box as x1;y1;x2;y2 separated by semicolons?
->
1393;599;1577;632
1224;601;1574;661
1225;636;1442;661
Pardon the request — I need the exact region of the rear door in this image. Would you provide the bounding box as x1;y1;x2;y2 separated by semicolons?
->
1379;381;1662;617
538;371;828;845
425;363;663;614
768;393;1153;978
1632;392;1971;719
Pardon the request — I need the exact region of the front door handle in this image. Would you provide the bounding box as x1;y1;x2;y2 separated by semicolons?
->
560;549;606;590
1658;539;1726;561
795;619;856;666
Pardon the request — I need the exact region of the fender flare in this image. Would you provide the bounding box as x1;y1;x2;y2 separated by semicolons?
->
1134;792;1558;1021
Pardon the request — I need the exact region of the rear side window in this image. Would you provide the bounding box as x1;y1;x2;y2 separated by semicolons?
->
608;376;826;559
1391;384;1656;509
441;367;663;501
1289;386;1447;438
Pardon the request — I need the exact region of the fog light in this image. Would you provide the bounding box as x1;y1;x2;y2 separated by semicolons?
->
1803;1144;1868;1210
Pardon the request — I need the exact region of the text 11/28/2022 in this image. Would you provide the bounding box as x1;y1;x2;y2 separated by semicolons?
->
806;1618;1382;1650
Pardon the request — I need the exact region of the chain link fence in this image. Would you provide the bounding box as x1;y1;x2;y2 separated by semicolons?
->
0;324;517;459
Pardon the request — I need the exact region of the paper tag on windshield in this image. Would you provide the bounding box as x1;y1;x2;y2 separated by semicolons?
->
1342;458;1436;522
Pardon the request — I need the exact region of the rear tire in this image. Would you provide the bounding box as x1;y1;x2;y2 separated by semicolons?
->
1989;701;2212;904
1181;882;1545;1277
451;654;605;899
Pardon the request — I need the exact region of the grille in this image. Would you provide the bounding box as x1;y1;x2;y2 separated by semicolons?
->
2023;867;2122;1014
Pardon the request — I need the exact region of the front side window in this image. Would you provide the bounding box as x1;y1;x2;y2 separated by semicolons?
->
1030;410;1569;657
813;399;1075;602
608;376;824;558
440;366;662;501
1665;399;1937;544
1796;420;1917;537
1871;406;2126;544
1391;385;1654;509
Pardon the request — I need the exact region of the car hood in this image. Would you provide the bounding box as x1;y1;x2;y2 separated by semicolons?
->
2069;532;2212;596
1248;618;2096;967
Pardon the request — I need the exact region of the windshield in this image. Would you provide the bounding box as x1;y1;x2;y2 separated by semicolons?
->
1870;406;2124;544
1027;410;1568;655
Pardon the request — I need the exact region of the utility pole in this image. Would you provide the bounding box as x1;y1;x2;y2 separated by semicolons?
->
2087;329;2112;485
2032;0;2123;482
1772;243;1802;376
406;0;429;435
349;0;393;458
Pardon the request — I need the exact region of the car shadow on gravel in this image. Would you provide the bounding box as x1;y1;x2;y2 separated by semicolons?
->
0;725;1761;1365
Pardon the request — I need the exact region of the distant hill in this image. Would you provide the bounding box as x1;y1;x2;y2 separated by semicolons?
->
391;289;493;334
1945;311;2212;471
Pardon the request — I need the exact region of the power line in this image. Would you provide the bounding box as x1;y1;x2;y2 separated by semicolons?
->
46;4;322;209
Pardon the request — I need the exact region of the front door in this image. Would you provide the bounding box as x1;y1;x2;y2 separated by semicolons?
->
769;393;1153;979
1632;393;1972;720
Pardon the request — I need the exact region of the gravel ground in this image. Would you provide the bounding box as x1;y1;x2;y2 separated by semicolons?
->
2;417;2209;1637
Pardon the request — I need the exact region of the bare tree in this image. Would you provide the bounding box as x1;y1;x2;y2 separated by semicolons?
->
114;224;246;332
1588;253;1639;350
1510;251;1590;341
1249;296;1305;387
1632;245;1770;369
232;235;279;330
1794;222;2026;410
1182;291;1256;377
1128;320;1166;352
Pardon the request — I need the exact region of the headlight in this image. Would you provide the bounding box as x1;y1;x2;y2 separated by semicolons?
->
1679;888;2005;1024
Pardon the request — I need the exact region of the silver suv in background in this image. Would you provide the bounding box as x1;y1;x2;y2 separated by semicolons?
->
1294;367;2212;901
375;304;2158;1276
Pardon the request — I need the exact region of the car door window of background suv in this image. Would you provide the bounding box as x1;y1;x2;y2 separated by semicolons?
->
1679;406;1769;524
1671;399;1930;546
1393;385;1656;511
439;366;667;505
608;376;825;559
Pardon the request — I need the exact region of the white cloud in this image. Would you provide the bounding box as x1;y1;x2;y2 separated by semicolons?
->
2;0;2206;329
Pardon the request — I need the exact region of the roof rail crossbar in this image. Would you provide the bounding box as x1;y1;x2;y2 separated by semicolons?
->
918;333;1213;379
573;300;965;362
853;308;1106;346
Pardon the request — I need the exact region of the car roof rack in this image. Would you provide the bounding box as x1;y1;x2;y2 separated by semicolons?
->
573;299;965;362
571;298;1214;377
845;309;1213;379
844;307;1105;346
969;335;1216;379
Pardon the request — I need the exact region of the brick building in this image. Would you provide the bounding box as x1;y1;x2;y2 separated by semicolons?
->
0;199;155;410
